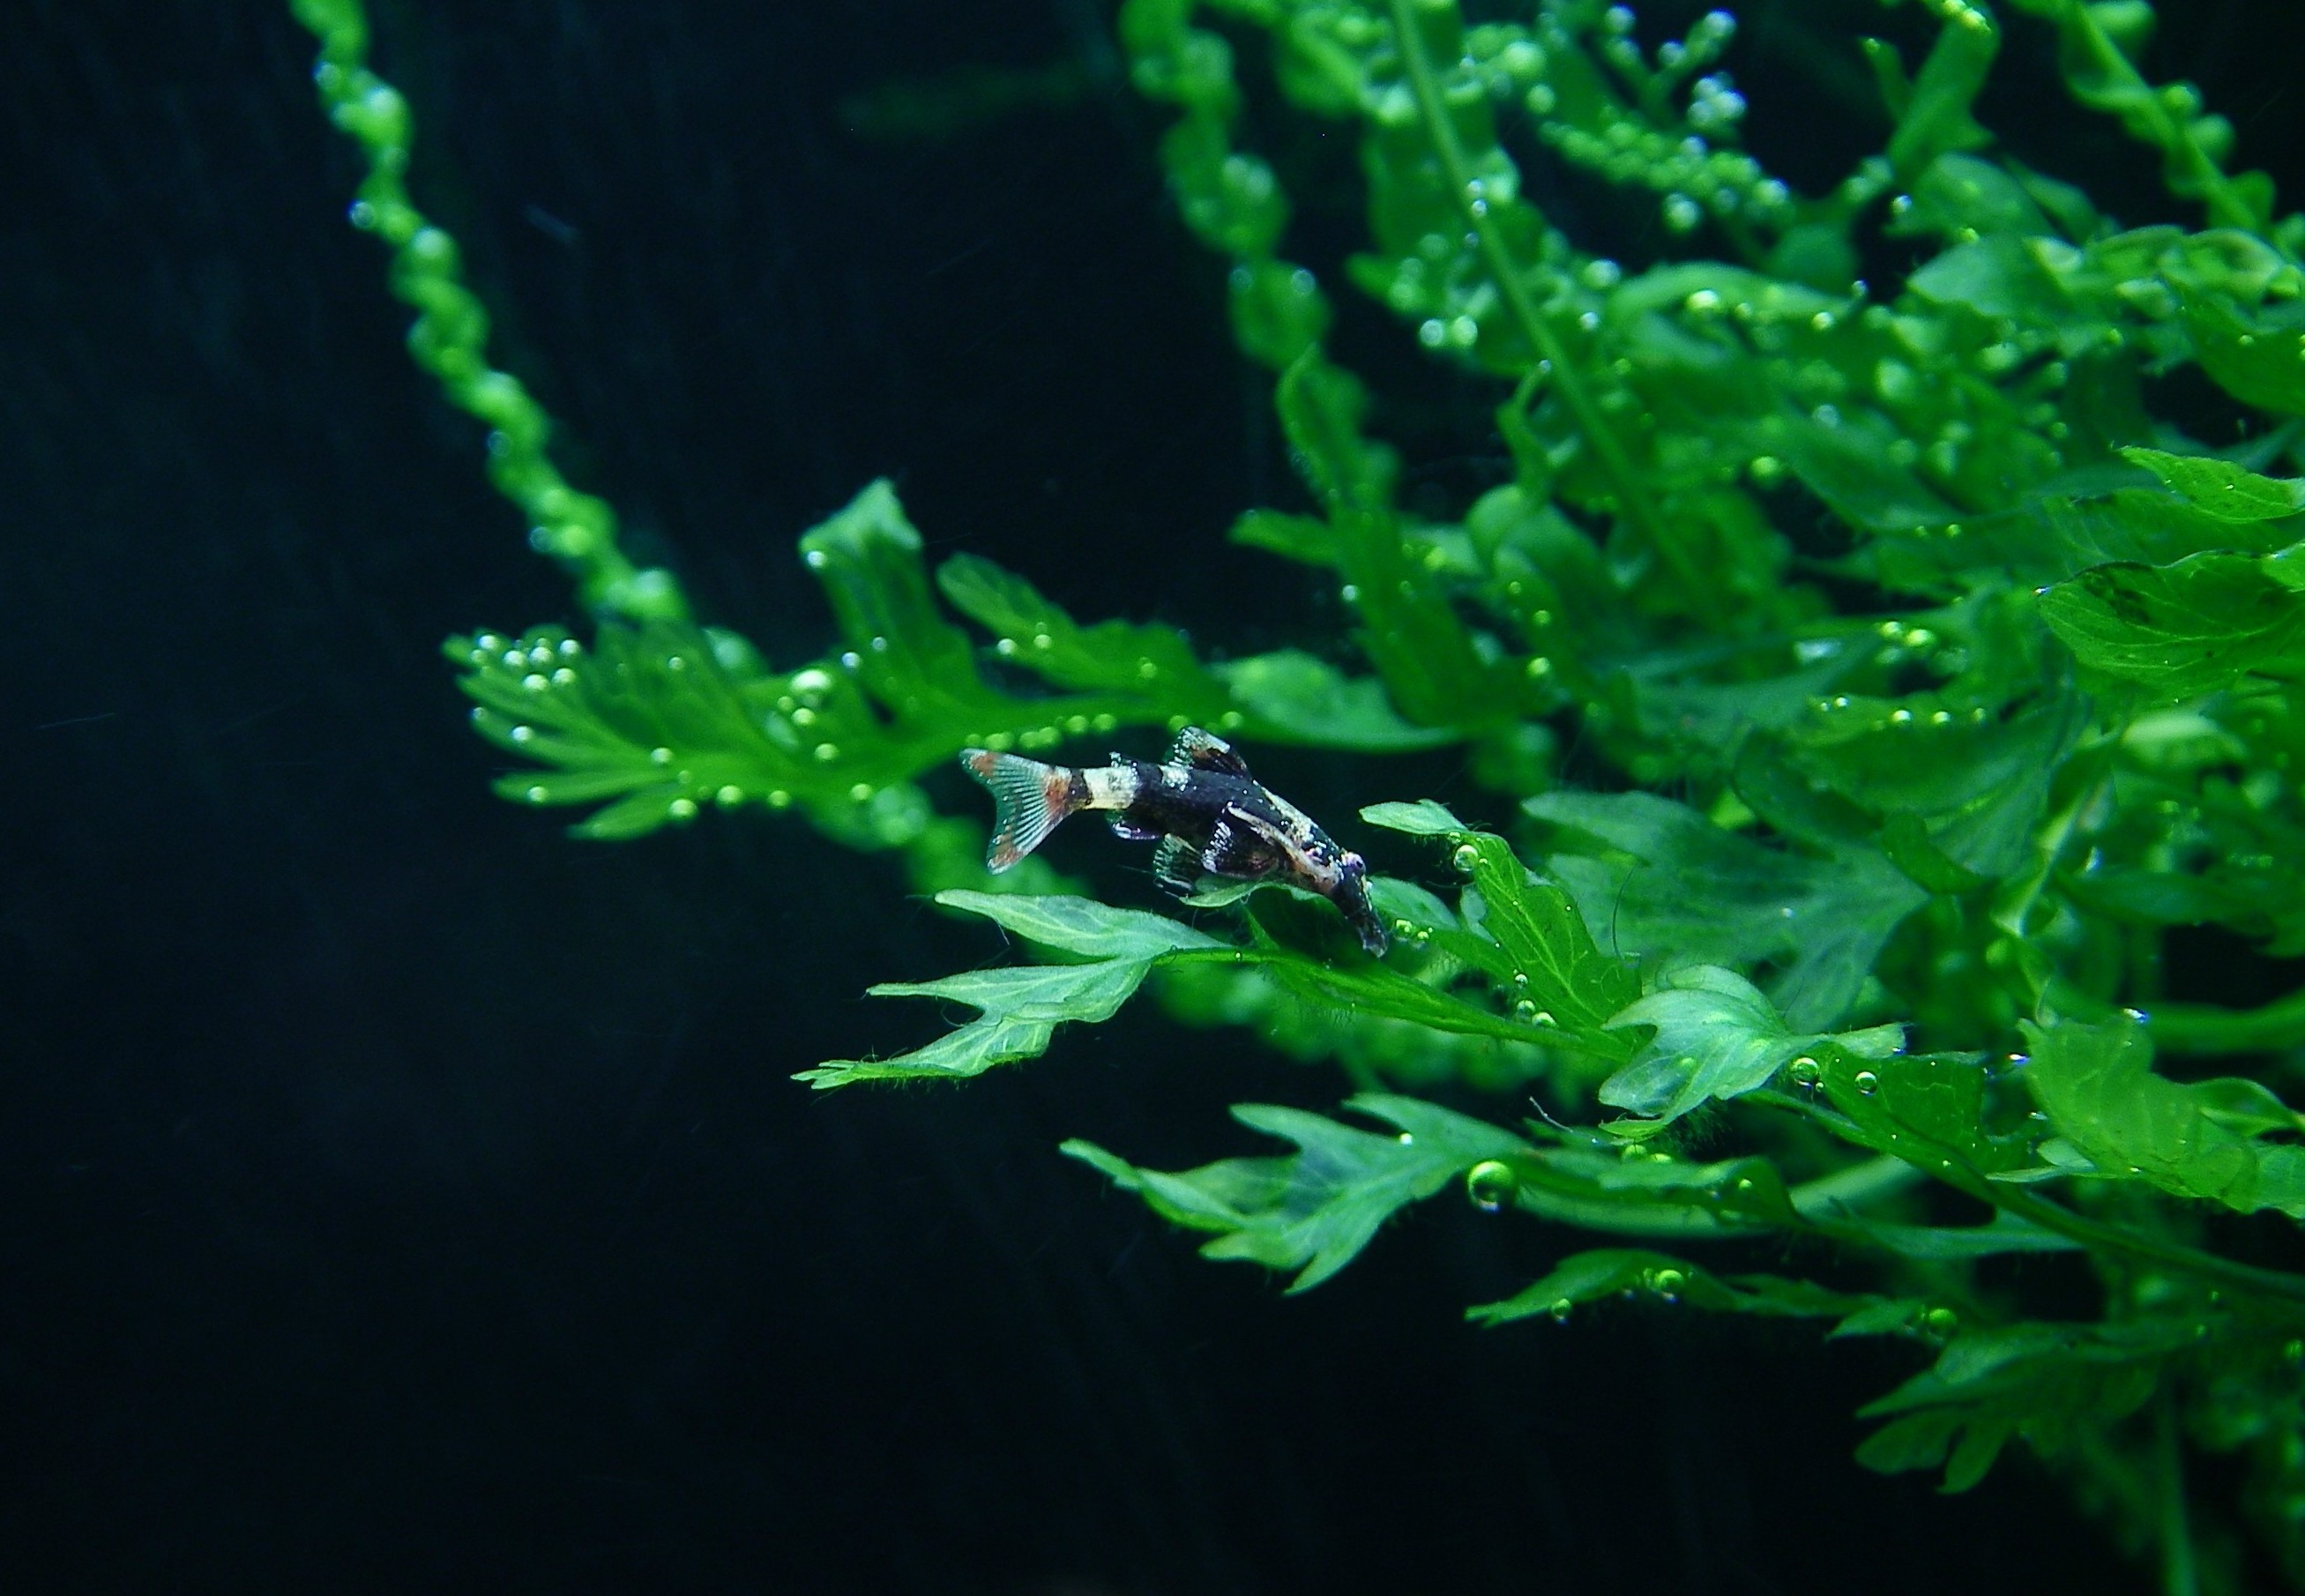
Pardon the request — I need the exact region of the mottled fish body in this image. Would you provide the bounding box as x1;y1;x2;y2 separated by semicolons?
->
959;727;1387;957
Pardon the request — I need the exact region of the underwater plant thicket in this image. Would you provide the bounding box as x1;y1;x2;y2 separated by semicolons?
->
293;0;2305;1585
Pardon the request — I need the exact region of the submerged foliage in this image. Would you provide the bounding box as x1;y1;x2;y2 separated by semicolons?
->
295;0;2305;1586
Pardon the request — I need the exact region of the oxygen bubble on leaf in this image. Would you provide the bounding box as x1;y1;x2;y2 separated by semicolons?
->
1788;1055;1822;1088
1466;1160;1518;1212
1854;1070;1881;1096
1452;842;1481;873
1548;1298;1574;1324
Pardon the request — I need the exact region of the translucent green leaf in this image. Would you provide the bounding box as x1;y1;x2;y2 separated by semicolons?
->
1838;1212;2082;1259
1899;153;2050;240
1530;791;1927;1030
934;552;1228;703
2178;287;2305;416
1786;691;2089;879
1816;1049;2039;1195
2022;1014;2305;1217
1275;349;1397;513
1063;1094;1530;1291
2120;445;2305;523
799;480;993;718
1884;8;1997;178
1469;1248;1882;1328
798;1015;1058;1090
1451;829;1641;1037
1228;508;1335;567
1908;235;2068;322
1856;1317;2197;1491
934;890;1225;959
870;961;1152;1025
1598;965;1905;1128
2039;551;2305;697
1217;650;1454;751
802;894;1225;1087
1504;1143;1804;1234
1361;799;1473;836
1237;890;1585;1049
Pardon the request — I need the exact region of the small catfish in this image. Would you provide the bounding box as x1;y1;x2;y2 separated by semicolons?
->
959;727;1388;957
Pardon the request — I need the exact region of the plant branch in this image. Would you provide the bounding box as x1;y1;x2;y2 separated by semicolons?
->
1383;0;1683;582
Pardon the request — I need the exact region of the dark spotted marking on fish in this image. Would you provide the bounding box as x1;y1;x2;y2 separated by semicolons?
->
959;727;1387;957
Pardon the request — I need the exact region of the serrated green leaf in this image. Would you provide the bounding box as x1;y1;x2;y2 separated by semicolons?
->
934;552;1227;703
1598;965;1904;1127
2023;1013;2305;1217
1360;798;1473;835
1816;1048;2038;1195
2120;446;2305;523
1218;650;1454;750
799;480;991;716
1530;791;1927;1030
870;960;1152;1025
934;890;1225;959
1855;1317;2197;1491
2178;286;2305;416
1453;829;1641;1036
1064;1094;1530;1291
2040;551;2305;697
1469;1248;1880;1328
798;1014;1058;1090
1837;1211;2082;1259
1885;10;1997;177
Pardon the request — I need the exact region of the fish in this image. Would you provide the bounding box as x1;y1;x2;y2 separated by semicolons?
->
959;727;1389;958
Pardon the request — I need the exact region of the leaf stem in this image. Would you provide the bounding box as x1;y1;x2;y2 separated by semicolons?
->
1383;0;1682;578
2148;987;2305;1056
1991;1182;2305;1308
2155;1384;2199;1596
1760;1090;2305;1309
2046;0;2271;242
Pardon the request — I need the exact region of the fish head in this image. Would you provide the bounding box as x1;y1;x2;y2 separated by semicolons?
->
1325;848;1388;958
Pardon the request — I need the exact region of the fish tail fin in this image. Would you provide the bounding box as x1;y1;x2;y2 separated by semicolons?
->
960;750;1085;871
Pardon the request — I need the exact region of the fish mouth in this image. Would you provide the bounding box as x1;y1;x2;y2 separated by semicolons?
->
1330;856;1388;958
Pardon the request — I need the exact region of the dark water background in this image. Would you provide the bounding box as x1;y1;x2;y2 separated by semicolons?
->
5;1;2301;1591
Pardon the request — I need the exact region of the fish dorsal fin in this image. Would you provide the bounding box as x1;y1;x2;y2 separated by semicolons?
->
1165;726;1252;778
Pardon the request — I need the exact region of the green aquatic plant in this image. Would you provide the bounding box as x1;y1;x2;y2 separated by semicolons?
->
293;0;2305;1585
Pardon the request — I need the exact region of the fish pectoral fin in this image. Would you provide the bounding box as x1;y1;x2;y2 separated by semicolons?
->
1107;813;1161;842
1150;835;1202;898
1203;808;1285;879
1164;726;1253;779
